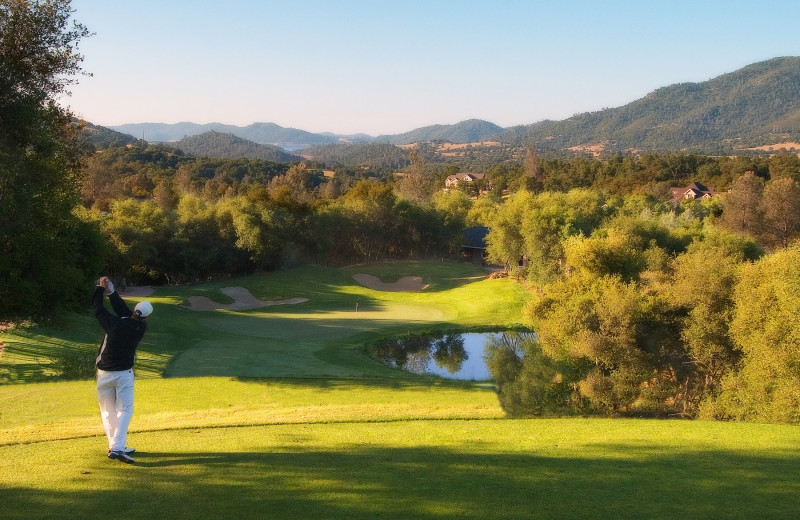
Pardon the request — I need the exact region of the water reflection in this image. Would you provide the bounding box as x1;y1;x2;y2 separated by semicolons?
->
373;331;528;381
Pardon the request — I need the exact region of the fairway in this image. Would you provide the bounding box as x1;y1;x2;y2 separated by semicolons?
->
2;262;799;519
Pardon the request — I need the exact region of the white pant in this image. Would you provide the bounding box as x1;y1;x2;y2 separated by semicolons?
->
96;369;134;451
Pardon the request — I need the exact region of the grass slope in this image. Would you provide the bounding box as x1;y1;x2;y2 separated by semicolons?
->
2;261;799;519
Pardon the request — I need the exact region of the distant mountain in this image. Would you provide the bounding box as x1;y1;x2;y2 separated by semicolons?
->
376;119;504;145
111;122;353;147
494;56;800;153
172;131;301;162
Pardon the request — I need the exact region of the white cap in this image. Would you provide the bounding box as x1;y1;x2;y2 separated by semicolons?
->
134;301;153;317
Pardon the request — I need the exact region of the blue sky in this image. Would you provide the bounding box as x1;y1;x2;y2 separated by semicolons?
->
66;0;800;135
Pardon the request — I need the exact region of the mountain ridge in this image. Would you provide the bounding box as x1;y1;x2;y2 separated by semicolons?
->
495;56;800;153
108;57;800;154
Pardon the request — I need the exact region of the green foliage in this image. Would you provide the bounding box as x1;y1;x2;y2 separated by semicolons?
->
101;198;174;283
0;0;95;321
760;177;800;248
708;245;800;423
82;145;291;209
668;245;743;411
563;230;646;282
485;190;534;272
768;152;800;181
488;189;785;419
486;189;608;283
721;172;765;235
465;192;500;226
521;273;682;415
485;332;588;415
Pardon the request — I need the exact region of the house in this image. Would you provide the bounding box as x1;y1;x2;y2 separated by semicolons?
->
461;226;489;265
445;172;485;189
670;182;718;204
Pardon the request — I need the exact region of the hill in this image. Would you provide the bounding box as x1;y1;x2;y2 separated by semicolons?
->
173;131;302;162
494;56;800;154
375;119;504;145
79;120;139;149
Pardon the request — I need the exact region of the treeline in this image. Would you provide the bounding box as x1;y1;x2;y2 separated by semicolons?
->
481;177;800;423
80;144;407;211
302;142;411;169
88;181;472;285
84;143;800;206
488;151;800;197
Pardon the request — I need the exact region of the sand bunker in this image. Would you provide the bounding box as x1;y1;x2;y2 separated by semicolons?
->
353;274;429;292
186;287;308;311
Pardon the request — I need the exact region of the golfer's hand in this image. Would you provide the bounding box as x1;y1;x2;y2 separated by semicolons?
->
99;276;114;295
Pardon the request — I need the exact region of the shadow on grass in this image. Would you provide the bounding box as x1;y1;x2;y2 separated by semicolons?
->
4;444;800;520
231;375;488;391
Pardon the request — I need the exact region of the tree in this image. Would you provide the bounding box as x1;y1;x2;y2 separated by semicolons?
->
563;230;646;283
767;152;800;182
523;143;542;192
721;172;764;236
395;150;431;204
0;0;94;320
760;177;800;249
708;246;800;423
102;198;174;284
524;273;671;415
521;190;608;284
667;244;743;412
485;190;534;274
466;192;500;226
335;180;396;262
432;189;471;231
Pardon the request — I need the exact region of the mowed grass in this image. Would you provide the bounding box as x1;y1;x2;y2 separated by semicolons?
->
2;261;800;519
1;261;528;381
3;405;800;519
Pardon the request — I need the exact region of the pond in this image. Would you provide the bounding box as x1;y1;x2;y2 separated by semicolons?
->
371;331;534;381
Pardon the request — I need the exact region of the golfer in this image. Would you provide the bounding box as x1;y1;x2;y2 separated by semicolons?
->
92;276;152;464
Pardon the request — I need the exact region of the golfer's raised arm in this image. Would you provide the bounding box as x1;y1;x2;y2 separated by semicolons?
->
91;285;117;333
109;290;133;318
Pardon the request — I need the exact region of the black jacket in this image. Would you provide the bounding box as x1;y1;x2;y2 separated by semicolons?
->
92;286;147;371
